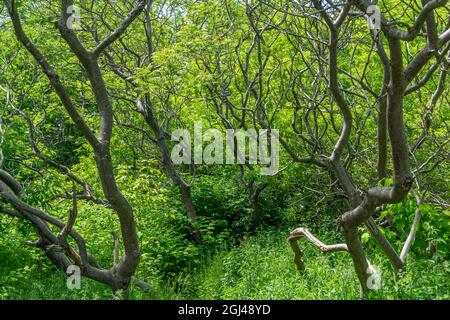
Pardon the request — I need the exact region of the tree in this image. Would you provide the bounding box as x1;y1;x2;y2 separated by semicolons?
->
276;0;448;296
1;0;448;299
90;0;202;240
0;0;149;297
188;0;449;296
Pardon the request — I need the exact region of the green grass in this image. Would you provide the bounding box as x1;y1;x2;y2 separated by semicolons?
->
167;229;449;300
171;230;357;299
1;227;448;300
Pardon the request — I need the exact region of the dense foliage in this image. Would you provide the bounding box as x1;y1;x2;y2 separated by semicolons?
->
0;0;449;299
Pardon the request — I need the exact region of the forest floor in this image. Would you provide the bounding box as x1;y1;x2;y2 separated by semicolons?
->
1;227;448;300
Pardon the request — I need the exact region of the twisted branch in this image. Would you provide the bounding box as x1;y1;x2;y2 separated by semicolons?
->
288;227;348;271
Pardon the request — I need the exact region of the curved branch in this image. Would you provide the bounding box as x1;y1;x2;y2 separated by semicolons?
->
400;195;423;263
92;0;147;57
288;227;348;271
0;168;22;195
3;0;99;147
